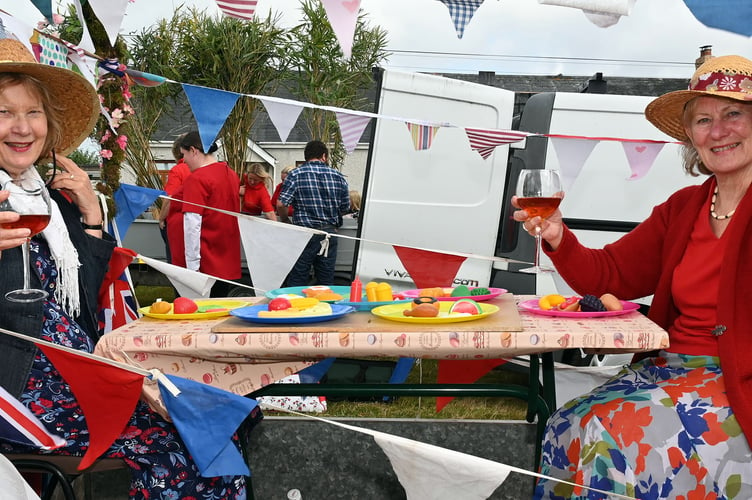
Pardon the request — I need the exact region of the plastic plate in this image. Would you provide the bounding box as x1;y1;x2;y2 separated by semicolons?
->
138;299;251;320
264;285;352;302
397;287;506;302
518;299;641;318
230;304;354;324
371;302;499;324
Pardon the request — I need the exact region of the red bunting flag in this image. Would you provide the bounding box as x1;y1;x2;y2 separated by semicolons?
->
392;246;466;289
436;359;507;412
35;343;145;470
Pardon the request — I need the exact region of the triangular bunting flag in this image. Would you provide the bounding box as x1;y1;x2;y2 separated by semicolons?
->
438;0;485;39
35;34;70;68
35;343;145;470
0;385;65;451
372;428;511;499
259;97;304;143
97;247;139;336
465;127;529;160
435;359;507;412
682;0;752;37
215;0;258;21
113;184;166;240
156;374;259;477
124;68;167;87
72;0;96;53
31;0;55;23
549;137;598;191
181;83;241;153
238;216;313;293
335;112;371;153
321;0;362;59
393;246;466;289
406;122;440;151
87;0;130;46
138;255;217;299
538;0;634;28
622;141;664;181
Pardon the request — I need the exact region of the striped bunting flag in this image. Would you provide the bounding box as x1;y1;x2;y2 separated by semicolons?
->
215;0;258;20
0;386;65;451
335;112;371;153
465;127;530;159
406;122;440;151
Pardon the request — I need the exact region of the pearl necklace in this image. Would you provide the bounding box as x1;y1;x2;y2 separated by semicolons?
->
710;186;735;220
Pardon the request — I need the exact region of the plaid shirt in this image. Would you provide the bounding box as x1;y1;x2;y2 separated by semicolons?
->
278;160;350;228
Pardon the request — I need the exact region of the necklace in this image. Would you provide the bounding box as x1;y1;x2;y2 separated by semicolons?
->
710;186;736;220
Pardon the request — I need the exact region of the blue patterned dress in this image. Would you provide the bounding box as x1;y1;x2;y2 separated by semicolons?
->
1;236;256;500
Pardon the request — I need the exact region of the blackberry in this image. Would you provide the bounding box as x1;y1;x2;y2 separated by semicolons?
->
579;294;607;312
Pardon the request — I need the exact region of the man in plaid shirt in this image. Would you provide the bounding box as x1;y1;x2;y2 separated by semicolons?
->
277;140;351;285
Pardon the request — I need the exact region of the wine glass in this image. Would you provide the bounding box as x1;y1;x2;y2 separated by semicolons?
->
516;169;563;274
1;179;52;302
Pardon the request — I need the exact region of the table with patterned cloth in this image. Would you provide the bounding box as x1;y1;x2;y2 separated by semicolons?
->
94;294;668;416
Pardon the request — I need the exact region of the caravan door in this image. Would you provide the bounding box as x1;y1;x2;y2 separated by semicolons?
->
355;69;517;290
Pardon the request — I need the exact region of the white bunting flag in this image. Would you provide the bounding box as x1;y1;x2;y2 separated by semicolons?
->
550;137;598;191
335;112;371;153
321;0;361;59
88;0;130;46
137;255;216;299
259;97;304;143
622;141;664;181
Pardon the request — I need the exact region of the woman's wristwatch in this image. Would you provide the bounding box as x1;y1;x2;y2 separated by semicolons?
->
81;221;104;230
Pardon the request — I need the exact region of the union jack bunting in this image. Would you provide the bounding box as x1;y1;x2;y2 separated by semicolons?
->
406;122;441;151
0;385;65;450
215;0;258;20
97;247;139;336
465;127;531;160
438;0;485;38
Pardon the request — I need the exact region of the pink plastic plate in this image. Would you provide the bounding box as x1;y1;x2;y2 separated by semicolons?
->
397;287;507;302
518;299;641;318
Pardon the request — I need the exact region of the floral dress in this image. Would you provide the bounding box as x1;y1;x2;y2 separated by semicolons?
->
1;237;257;500
534;353;752;499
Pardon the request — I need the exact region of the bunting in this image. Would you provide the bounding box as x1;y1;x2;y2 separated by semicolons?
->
538;0;635;28
321;0;362;59
682;0;752;37
30;0;55;24
182;83;241;153
406;122;440;151
0;385;65;451
549;137;599;191
97;247;140;336
34;33;69;68
258;97;304;143
138;255;217;299
124;68;167;87
622;141;665;181
215;0;258;21
436;359;507;412
335;111;371;153
465;127;530;159
87;0;130;46
113;184;165;240
393;246;467;289
438;0;486;39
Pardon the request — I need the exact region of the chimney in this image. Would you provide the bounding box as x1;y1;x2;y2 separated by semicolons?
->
580;73;607;94
478;71;495;86
696;45;713;69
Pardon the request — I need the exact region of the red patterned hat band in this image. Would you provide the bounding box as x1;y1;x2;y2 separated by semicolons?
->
689;71;752;93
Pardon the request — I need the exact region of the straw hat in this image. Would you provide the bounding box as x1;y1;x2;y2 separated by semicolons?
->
645;55;752;142
0;38;99;155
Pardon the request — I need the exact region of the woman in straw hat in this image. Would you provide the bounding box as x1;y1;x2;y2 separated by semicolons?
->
0;38;253;499
514;55;752;498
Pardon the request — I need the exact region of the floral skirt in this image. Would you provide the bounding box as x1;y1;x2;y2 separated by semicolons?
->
534;353;752;500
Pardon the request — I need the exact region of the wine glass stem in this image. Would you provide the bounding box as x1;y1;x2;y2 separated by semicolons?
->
22;238;31;290
534;227;542;270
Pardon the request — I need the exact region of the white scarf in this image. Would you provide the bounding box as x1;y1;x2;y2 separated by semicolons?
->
0;168;81;316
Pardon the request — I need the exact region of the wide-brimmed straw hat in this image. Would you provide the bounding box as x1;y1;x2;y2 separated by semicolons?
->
645;55;752;142
0;37;99;155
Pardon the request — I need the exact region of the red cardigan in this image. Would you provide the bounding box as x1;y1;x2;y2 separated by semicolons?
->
545;177;752;443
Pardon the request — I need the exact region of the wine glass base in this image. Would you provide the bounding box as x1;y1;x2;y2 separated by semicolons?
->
519;266;555;274
5;289;49;303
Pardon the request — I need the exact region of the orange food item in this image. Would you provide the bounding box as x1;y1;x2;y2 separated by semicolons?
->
312;292;343;301
557;297;581;312
303;286;331;297
538;294;566;310
289;297;320;309
149;300;172;314
418;287;445;298
403;303;440;317
599;293;623;311
412;296;438;308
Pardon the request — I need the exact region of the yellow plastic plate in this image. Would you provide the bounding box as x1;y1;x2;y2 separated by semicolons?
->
371;301;499;324
138;299;251;320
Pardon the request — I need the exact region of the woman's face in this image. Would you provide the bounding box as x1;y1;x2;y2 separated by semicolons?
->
247;173;263;185
0;83;47;178
684;96;752;176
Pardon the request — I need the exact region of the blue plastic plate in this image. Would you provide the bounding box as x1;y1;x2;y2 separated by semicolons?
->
230;304;354;324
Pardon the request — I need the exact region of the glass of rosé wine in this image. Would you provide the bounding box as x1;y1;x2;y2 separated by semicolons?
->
1;179;52;302
516;169;563;273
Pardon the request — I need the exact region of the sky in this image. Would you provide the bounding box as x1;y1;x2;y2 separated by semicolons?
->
5;0;752;79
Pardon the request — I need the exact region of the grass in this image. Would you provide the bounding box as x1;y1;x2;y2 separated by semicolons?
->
134;286;529;420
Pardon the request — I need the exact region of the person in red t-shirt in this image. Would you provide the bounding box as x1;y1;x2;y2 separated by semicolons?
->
159;134;190;264
271;164;295;220
179;131;241;297
239;163;276;220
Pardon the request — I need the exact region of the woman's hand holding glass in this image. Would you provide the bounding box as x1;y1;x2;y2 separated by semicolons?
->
0;190;32;252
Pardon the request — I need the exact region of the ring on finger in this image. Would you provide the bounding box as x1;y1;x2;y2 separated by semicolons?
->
70;174;75;180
